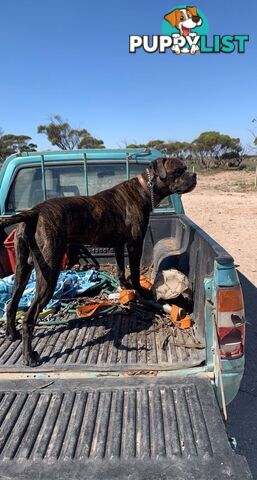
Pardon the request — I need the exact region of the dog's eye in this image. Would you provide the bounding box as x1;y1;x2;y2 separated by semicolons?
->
187;13;192;18
174;168;186;177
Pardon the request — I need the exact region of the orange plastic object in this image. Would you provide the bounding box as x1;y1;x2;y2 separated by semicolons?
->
170;304;192;329
177;315;192;329
171;305;185;322
76;301;113;318
119;290;136;304
140;276;153;290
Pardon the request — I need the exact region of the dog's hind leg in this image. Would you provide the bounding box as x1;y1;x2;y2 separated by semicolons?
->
6;235;32;341
22;235;66;367
22;266;60;367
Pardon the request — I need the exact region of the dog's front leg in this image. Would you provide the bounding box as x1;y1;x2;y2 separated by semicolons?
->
127;241;152;299
114;245;128;288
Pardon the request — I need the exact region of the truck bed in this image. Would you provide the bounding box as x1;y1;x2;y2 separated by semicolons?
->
0;212;232;374
0;312;205;372
0;215;252;479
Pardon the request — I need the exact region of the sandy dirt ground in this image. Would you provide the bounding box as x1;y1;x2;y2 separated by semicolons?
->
183;170;257;286
184;169;257;478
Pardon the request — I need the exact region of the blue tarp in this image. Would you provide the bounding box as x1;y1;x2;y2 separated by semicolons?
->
0;269;100;317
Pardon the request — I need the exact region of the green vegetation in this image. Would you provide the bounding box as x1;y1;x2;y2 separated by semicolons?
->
37;115;105;150
1;117;257;174
127;131;243;169
0;129;37;163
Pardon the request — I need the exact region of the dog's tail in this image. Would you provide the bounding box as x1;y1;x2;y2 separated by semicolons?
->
0;210;38;227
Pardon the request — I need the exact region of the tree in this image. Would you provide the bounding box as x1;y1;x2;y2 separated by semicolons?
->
126;142;148;149
79;135;105;149
37;115;105;150
125;140;166;150
145;140;165;149
0;129;37;163
163;141;191;158
126;140;190;158
122;132;244;169
192;131;242;168
253;124;257;148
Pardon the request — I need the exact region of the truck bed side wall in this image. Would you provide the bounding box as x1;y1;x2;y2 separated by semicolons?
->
142;214;233;341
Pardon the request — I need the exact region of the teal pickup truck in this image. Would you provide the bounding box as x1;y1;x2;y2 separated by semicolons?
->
0;148;252;479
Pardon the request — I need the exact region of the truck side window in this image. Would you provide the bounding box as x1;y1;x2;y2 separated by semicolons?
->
87;164;127;194
6;162;174;212
48;165;83;196
6;167;43;212
6;165;84;211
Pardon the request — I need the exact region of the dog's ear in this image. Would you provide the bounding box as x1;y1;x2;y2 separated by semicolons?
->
163;158;187;175
164;9;180;28
151;158;167;180
186;6;198;17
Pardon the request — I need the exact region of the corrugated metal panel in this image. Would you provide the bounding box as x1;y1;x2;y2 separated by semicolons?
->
0;314;205;372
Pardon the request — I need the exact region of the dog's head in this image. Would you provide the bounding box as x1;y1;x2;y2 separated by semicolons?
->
149;157;197;195
164;6;202;36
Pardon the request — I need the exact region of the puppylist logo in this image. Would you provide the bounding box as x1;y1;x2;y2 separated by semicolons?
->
129;5;249;55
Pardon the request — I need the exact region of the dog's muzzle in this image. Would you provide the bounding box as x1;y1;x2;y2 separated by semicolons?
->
169;172;197;194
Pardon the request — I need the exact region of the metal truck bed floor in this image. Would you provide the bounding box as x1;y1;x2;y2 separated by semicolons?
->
0;376;251;480
0;313;205;372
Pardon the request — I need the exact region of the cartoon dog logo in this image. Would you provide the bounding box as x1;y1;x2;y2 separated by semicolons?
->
164;6;202;54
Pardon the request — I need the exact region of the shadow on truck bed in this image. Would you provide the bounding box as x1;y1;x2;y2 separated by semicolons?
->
0;309;205;373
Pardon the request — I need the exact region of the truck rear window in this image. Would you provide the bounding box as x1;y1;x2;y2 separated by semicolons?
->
6;163;173;211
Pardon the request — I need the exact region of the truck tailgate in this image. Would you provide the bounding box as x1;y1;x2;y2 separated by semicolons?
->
0;376;251;479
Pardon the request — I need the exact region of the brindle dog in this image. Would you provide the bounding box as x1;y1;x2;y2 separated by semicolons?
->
0;157;196;367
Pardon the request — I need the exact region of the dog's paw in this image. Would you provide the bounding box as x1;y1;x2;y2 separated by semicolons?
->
6;329;21;342
120;279;133;290
23;350;41;368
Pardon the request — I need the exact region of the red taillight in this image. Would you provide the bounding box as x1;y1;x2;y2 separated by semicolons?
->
217;287;245;359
